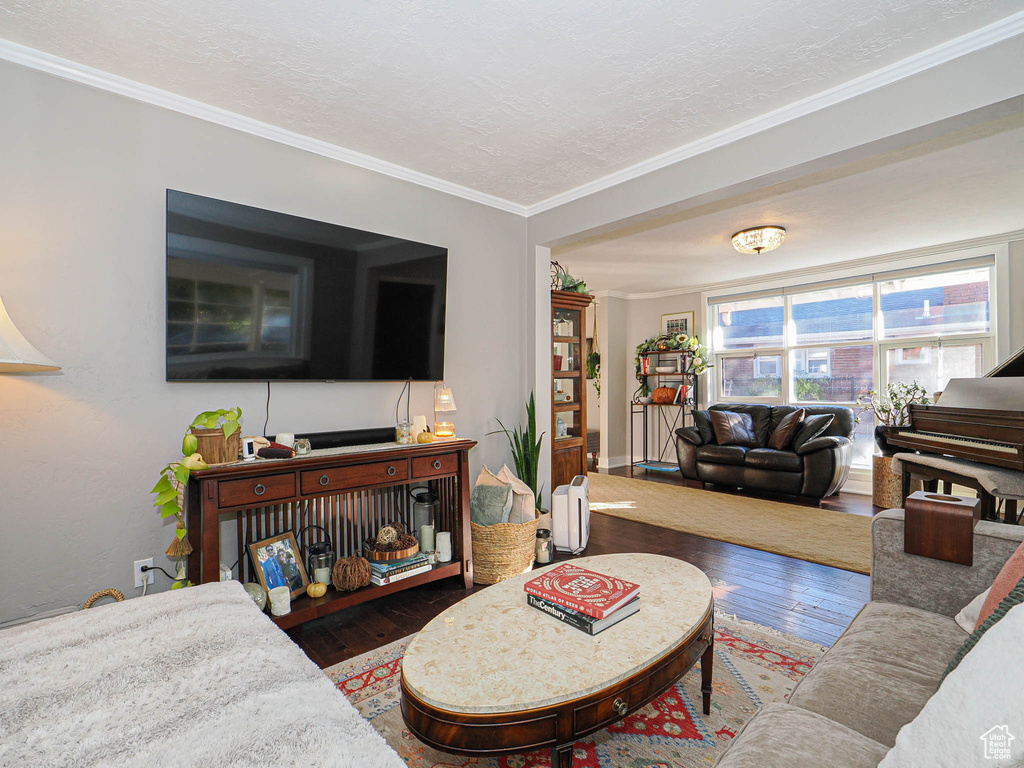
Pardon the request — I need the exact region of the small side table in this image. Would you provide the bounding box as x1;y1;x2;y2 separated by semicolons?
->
873;455;920;509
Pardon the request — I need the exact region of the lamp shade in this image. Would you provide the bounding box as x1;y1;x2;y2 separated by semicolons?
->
0;296;60;372
434;383;457;413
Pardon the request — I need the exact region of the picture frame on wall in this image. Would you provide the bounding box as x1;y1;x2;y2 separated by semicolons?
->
248;532;309;599
662;311;694;338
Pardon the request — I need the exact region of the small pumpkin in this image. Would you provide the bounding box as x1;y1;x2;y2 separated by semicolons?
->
306;581;327;598
332;556;373;592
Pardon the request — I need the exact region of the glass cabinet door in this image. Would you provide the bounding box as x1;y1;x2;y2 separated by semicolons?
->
552;306;582;444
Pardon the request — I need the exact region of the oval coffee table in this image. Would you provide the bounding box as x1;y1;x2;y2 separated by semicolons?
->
400;553;714;767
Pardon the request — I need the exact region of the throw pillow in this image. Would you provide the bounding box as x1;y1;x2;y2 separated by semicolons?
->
709;410;760;448
955;587;990;633
475;465;506;488
975;538;1024;629
791;413;835;453
768;408;805;450
878;601;1024;768
943;575;1024;683
692;410;716;444
470;482;513;527
496;465;537;524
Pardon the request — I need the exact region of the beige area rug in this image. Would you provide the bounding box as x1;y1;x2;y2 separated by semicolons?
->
328;614;826;768
588;473;871;574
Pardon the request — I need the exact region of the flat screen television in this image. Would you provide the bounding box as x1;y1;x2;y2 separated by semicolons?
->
166;190;447;381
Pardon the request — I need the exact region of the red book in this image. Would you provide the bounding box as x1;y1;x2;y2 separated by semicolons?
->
524;563;640;620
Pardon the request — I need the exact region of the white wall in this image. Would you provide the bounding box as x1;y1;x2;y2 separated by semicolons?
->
1008;239;1024;353
0;61;528;623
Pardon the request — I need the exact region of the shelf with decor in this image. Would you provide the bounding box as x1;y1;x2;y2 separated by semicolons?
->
630;337;709;479
551;289;593;490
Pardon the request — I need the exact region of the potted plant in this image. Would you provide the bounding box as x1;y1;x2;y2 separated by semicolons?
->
149;407;242;588
491;393;544;511
633;332;712;402
857;383;929;456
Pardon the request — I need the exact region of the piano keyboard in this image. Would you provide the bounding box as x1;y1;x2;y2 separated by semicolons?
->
896;431;1018;455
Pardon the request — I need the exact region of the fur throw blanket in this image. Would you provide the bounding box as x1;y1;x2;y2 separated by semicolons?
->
0;581;404;768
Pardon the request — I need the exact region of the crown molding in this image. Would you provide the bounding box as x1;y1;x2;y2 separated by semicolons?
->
611;229;1024;301
0;38;530;217
524;10;1024;217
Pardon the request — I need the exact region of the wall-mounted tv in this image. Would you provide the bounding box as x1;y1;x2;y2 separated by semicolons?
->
166;190;447;382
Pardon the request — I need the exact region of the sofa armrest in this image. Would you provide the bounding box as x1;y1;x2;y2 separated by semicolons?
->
676;426;703;446
870;509;1024;617
675;428;701;480
795;435;849;456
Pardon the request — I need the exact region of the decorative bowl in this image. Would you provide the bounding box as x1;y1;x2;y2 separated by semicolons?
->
655;365;676;374
638;396;654;404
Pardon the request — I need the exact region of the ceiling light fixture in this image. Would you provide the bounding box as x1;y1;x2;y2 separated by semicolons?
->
732;226;786;255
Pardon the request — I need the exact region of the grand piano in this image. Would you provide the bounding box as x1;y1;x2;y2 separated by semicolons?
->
887;345;1024;521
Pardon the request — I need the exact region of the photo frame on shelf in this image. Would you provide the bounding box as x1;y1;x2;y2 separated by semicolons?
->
248;531;309;599
661;311;694;337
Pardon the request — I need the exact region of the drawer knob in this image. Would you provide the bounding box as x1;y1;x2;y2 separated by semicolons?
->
254;483;266;496
433;460;442;470
613;698;628;716
319;474;330;486
387;466;396;476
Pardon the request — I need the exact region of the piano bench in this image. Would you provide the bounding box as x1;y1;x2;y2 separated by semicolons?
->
895;457;1020;525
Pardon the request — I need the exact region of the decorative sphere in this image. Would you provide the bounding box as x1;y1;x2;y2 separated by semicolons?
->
332;556;372;592
243;582;267;611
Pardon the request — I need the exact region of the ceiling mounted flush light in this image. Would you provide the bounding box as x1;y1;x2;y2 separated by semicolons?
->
732;226;786;255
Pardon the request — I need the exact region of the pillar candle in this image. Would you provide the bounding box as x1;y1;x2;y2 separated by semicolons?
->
420;524;435;552
413;414;428;440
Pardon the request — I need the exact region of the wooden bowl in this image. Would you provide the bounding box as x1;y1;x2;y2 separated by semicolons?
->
363;542;420;562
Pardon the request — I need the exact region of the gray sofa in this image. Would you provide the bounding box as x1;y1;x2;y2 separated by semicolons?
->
713;510;1024;767
675;404;855;502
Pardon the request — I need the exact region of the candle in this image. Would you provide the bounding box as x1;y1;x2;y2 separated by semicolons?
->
420;524;435;552
313;567;331;585
413;415;427;440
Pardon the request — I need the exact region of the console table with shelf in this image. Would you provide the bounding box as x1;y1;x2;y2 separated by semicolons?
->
630;350;699;477
185;438;476;630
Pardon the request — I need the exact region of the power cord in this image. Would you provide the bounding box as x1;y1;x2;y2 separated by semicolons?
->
141;564;177;581
263;381;271;437
394;379;412;424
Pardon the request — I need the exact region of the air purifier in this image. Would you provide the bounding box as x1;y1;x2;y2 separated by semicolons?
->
552;475;590;554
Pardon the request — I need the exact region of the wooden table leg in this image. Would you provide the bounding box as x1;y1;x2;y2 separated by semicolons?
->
701;636;714;715
1006;499;1020;525
551;743;574;768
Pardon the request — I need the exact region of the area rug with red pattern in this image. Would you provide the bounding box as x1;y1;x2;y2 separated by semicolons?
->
326;614;826;767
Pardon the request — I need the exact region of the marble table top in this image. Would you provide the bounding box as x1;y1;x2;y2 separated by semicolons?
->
401;553;713;714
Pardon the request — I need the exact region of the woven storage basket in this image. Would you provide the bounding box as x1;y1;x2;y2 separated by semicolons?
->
471;517;539;585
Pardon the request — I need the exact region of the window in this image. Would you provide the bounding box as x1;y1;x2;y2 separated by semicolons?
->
709;261;995;469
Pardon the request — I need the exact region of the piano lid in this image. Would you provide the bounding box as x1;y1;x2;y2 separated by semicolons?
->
985;345;1024;377
934;377;1024;411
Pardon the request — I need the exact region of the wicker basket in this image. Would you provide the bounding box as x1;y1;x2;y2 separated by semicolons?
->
471;518;539;585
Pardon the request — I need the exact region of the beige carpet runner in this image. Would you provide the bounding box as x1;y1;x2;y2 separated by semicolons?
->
588;473;871;574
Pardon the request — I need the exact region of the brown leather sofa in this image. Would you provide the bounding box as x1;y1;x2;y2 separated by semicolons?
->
674;404;855;502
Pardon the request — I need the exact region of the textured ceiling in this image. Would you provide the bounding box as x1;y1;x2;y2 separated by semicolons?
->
558;121;1024;293
1;0;1021;205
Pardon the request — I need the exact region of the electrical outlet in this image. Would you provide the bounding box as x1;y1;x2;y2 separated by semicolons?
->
134;557;154;588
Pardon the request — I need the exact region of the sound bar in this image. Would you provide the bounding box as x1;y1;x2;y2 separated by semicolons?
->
296;427;396;450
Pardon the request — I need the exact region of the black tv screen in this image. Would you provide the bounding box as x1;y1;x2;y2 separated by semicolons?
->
166;191;447;381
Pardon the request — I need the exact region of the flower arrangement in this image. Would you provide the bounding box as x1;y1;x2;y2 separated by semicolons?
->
856;382;930;427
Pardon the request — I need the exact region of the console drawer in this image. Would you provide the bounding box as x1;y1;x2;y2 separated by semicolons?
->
302;459;409;494
573;675;651;734
412;453;458;479
218;473;296;508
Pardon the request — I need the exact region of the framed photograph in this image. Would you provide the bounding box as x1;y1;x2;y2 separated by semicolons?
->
662;311;694;338
248;532;309;599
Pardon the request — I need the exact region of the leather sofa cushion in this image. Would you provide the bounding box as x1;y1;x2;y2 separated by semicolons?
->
711;403;771;445
713;703;888;768
745;448;802;472
710;410;760;448
768;407;804;450
694;444;748;465
787;601;967;747
692;409;716;444
792;413;834;452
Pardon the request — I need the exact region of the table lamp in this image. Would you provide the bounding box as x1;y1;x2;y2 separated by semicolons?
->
433;381;457;439
0;295;60;372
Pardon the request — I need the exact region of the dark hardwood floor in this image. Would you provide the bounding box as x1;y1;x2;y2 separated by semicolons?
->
288;471;876;668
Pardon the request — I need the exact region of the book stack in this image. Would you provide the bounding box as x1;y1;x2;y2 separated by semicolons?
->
369;553;431;586
523;563;640;635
